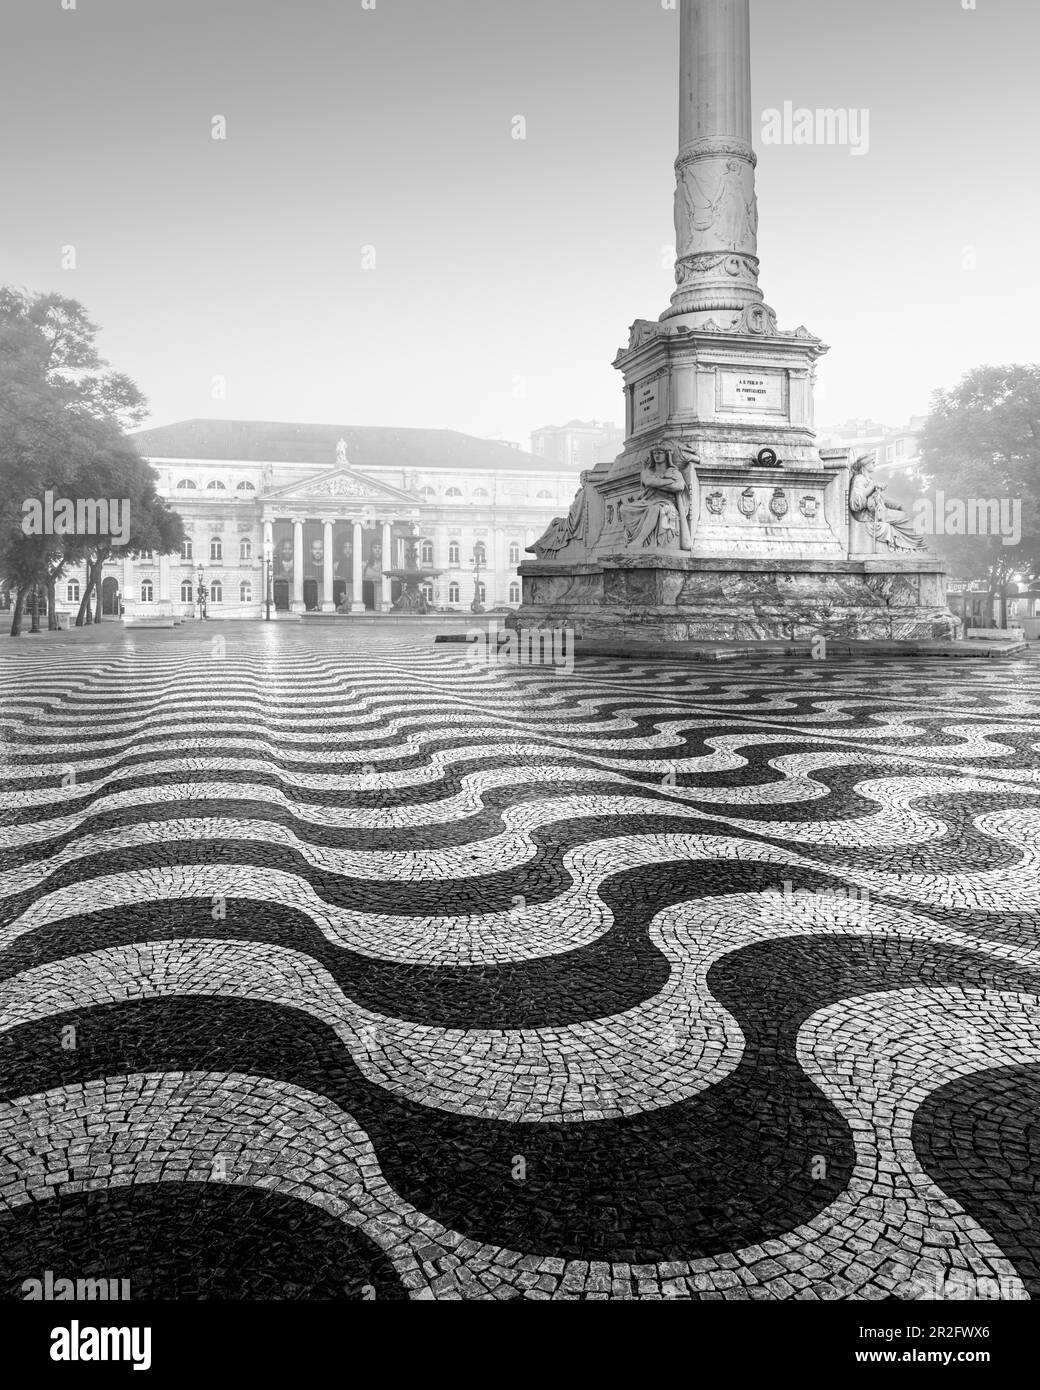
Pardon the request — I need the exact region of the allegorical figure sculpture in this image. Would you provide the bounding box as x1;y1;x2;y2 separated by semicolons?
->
531;471;594;560
675;160;758;256
849;455;923;551
620;445;699;552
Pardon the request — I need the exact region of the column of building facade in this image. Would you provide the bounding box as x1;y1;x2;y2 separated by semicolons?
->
262;519;274;616
351;520;365;613
380;520;392;612
322;519;335;611
495;528;506;605
292;518;305;609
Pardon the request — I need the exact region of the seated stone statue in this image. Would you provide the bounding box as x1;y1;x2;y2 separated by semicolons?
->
849;455;923;551
619;446;697;552
531;471;594;559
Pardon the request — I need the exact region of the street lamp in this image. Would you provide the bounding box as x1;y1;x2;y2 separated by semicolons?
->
264;540;272;621
470;545;486;615
196;563;206;622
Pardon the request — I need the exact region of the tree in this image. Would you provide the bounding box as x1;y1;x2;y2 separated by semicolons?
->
0;288;181;635
917;365;1040;627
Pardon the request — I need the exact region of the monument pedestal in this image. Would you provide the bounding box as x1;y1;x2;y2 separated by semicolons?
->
511;1;956;647
519;554;956;644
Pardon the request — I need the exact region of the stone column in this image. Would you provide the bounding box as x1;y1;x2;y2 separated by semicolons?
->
292;518;304;610
380;521;393;612
322;519;335;611
665;0;773;328
351;520;365;613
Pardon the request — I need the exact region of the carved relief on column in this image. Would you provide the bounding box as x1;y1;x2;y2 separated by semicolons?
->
667;137;770;323
665;0;775;330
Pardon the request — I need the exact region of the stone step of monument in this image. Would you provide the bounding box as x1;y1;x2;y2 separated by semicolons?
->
570;638;1029;664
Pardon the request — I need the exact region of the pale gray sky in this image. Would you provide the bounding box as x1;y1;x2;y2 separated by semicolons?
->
2;0;1037;445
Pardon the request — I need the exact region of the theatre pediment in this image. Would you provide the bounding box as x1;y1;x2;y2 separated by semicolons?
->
264;467;421;507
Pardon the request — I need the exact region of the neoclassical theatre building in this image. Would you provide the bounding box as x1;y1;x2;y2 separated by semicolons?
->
64;420;580;621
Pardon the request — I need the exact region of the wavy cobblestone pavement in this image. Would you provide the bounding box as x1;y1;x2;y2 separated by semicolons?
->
1;624;1038;1301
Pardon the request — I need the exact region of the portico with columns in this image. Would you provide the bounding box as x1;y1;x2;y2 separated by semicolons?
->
260;467;428;615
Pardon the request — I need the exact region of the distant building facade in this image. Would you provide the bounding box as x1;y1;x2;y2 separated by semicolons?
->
530;420;624;472
817;417;928;495
55;420;580;621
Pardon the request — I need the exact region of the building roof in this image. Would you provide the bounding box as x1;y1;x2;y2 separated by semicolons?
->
532;419;619;433
131;419;558;474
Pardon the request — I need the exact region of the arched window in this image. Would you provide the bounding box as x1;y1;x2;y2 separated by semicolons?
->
509;583;521;604
536;490;553;501
508;542;521;565
240;539;252;561
209;581;223;604
210;538;223;562
181;539;193;561
237;481;256;493
240;581;252;603
419;486;435;500
420;540;434;566
206;480;227;491
66;580;80;602
448;542;460;566
473;542;487;567
180;579;194;603
140;580;154;603
176;479;197;490
473;488;490;501
446;487;463;499
448;583;460;604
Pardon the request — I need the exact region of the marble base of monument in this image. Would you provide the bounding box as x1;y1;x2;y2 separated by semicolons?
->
516;554;957;643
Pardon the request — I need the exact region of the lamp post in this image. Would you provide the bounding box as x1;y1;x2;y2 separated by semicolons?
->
264;541;272;621
196;563;206;622
470;546;486;615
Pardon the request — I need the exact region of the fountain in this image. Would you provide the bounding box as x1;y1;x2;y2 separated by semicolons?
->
383;537;442;616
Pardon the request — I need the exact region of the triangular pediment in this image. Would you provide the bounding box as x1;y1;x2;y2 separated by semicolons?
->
265;467;423;506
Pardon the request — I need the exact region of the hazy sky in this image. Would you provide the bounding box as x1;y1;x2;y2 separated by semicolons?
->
2;0;1037;446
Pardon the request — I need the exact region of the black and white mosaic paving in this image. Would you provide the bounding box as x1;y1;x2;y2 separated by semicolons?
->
1;625;1039;1300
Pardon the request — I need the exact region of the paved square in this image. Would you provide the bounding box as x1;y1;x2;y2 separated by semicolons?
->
1;625;1038;1301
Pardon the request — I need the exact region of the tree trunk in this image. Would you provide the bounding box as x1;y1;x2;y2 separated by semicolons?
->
94;581;103;624
29;586;41;634
75;578;92;627
9;589;27;637
75;552;100;626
